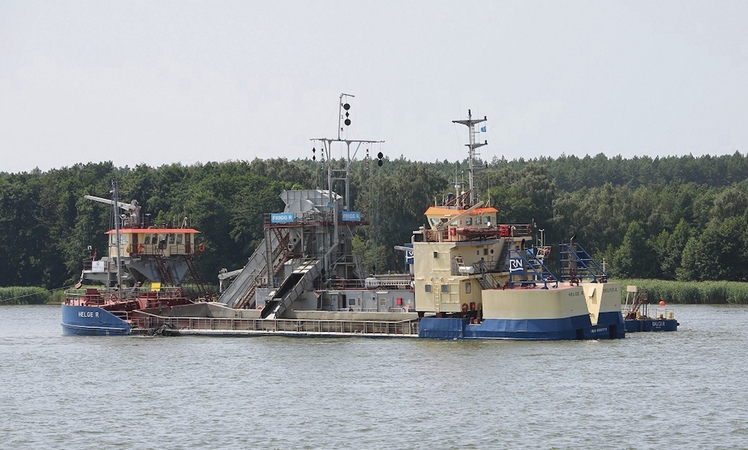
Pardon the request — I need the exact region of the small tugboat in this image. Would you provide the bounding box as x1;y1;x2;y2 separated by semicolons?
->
61;182;202;335
623;286;679;332
131;100;625;340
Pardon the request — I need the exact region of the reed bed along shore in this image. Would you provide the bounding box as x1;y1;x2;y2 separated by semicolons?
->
617;279;748;304
0;287;51;305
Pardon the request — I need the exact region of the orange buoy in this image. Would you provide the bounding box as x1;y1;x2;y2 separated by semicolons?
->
659;301;666;306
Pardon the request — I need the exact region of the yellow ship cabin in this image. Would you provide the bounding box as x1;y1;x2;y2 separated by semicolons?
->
107;228;202;258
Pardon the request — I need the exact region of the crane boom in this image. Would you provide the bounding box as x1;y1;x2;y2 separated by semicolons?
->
84;195;138;211
84;195;142;228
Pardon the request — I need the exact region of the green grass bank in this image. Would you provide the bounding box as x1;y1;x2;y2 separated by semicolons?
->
616;279;748;304
0;287;54;305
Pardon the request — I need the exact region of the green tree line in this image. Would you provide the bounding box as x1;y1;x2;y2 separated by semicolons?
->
2;151;748;290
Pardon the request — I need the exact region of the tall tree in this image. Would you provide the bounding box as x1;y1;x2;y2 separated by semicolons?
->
613;221;659;278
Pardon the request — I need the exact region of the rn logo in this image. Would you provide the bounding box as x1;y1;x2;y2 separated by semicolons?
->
509;258;524;273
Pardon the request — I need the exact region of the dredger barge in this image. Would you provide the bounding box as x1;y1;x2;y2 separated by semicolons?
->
64;103;625;340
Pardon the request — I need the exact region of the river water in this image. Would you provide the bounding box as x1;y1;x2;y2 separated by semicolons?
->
1;304;747;449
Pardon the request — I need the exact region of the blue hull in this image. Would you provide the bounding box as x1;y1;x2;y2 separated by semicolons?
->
419;311;626;340
624;318;678;332
61;304;131;336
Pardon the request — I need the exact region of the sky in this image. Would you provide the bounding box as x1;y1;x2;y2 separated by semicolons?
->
1;0;747;173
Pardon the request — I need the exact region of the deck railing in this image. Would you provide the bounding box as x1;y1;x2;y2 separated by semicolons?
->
63;287;185;305
131;312;419;336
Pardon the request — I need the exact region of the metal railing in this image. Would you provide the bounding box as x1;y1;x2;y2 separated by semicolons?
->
63;286;185;305
131;312;419;336
423;223;533;242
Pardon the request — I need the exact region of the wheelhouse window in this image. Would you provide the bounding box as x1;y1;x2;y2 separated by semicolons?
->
465;282;472;294
176;234;183;244
144;235;151;245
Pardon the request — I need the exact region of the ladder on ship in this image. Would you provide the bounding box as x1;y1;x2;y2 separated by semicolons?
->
558;242;607;283
153;253;176;286
183;254;210;299
507;248;557;289
624;286;648;320
475;271;501;289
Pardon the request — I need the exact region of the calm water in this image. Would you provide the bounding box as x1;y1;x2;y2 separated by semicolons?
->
1;305;748;449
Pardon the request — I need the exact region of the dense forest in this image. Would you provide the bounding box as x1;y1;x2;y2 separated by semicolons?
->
2;151;748;290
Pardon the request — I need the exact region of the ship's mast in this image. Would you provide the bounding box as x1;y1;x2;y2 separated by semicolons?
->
310;94;384;278
452;110;487;205
112;180;123;291
312;93;383;211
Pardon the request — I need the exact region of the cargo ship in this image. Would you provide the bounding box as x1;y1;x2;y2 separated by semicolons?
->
123;101;625;340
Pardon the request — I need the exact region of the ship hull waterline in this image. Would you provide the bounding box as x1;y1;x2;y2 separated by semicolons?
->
419;311;625;340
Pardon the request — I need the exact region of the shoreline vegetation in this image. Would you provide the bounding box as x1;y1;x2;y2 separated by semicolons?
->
5;156;748;292
616;279;748;305
0;287;58;305
4;280;748;306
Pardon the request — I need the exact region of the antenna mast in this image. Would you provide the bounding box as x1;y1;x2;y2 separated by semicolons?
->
453;109;487;205
309;94;384;280
312;93;383;211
